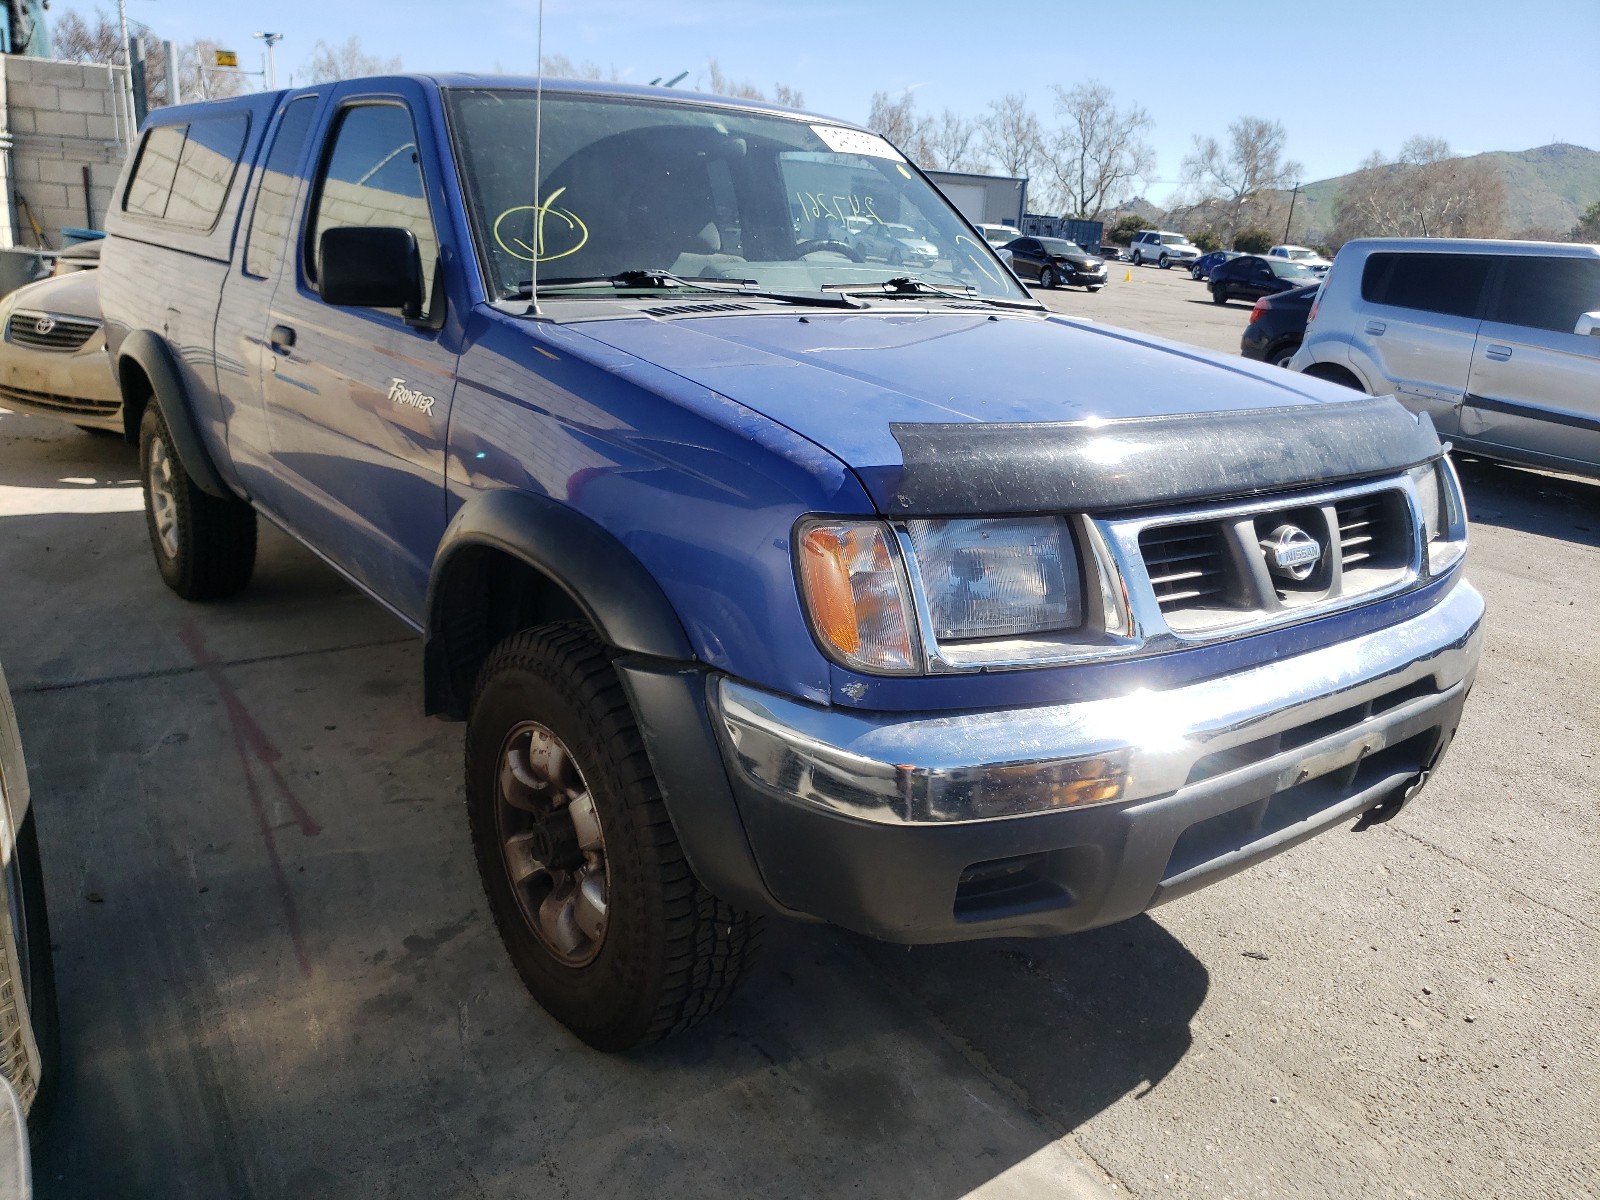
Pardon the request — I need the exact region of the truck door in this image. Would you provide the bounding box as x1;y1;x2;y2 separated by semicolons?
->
1460;253;1600;471
259;83;462;622
213;93;322;505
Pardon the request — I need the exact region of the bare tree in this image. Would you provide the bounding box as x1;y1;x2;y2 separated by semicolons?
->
1182;117;1302;243
925;109;987;173
1332;137;1506;244
979;92;1043;179
183;40;250;101
1043;80;1153;219
538;53;616;82
53;10;244;105
303;36;402;84
866;90;933;163
700;59;804;108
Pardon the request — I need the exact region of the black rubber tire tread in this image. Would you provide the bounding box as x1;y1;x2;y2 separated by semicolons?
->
466;623;760;1051
139;404;256;601
1211;286;1228;305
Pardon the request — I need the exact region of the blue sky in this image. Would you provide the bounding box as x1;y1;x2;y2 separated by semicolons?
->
79;0;1600;203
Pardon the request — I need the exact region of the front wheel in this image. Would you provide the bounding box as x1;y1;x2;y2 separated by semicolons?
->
1040;266;1057;289
466;624;760;1051
139;404;256;600
1158;254;1171;269
1211;285;1228;305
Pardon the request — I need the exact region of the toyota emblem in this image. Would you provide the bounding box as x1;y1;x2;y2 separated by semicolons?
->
1262;524;1322;582
33;315;56;336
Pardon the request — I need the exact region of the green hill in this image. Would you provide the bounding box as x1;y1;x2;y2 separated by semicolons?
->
1289;143;1600;241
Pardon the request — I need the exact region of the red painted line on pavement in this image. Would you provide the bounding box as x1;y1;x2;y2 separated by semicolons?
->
179;621;321;978
178;623;321;836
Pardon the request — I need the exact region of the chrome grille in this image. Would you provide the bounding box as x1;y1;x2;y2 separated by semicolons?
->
6;310;99;352
1336;493;1403;570
1140;522;1228;610
1123;476;1423;641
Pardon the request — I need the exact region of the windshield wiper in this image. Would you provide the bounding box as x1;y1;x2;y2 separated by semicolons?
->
506;270;865;309
824;276;1043;310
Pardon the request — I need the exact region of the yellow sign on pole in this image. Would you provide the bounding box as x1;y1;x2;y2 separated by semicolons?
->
214;49;238;68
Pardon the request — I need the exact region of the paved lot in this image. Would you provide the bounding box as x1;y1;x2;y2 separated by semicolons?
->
2;271;1596;1199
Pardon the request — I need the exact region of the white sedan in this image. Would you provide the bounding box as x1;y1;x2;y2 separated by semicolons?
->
0;270;121;434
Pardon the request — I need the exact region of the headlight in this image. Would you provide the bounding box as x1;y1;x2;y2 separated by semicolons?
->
1409;457;1467;575
796;516;1100;675
904;517;1081;639
797;521;919;673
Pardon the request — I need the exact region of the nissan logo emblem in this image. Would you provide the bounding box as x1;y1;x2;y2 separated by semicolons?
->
33;315;56;336
1262;524;1323;582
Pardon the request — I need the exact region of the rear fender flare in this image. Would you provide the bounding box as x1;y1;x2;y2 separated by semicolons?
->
117;329;231;498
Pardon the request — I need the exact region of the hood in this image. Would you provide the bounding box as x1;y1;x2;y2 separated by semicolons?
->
572;310;1438;514
3;268;100;319
1058;252;1101;268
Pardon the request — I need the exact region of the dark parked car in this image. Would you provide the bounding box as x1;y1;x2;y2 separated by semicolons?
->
1098;243;1128;262
1240;284;1318;367
1210;254;1320;305
1003;236;1107;291
1190;249;1242;281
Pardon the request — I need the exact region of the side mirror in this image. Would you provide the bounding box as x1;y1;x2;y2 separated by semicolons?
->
1575;311;1600;337
319;226;424;319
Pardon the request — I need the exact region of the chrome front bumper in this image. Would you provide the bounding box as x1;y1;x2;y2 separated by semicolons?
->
710;581;1483;941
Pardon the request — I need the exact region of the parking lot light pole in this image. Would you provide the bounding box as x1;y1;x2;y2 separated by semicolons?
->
1284;182;1301;243
253;31;284;90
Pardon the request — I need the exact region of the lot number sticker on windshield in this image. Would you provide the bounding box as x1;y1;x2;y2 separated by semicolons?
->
811;125;905;162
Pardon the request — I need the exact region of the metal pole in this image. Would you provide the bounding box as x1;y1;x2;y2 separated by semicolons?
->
1284;183;1300;243
252;33;284;90
115;0;137;138
163;40;180;104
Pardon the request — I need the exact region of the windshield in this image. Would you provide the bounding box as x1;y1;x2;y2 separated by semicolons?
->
445;88;1028;302
1160;233;1189;245
1269;260;1319;280
982;227;1018;244
1039;238;1084;256
1285;248;1317;260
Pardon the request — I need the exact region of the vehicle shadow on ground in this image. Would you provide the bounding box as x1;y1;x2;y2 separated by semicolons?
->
1454;456;1600;548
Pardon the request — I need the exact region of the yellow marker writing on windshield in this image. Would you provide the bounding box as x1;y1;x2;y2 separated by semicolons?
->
494;187;589;263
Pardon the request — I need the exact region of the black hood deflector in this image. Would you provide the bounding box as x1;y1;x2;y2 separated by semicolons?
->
885;397;1440;515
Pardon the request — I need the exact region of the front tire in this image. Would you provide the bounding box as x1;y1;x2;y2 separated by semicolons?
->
139;404;256;601
1040;266;1057;289
1158;254;1171;269
1211;284;1228;305
466;624;760;1051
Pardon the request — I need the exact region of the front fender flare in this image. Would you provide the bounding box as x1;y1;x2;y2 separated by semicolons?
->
426;488;694;694
118;329;231;498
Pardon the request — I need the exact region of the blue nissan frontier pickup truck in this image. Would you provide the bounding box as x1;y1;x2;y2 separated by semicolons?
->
96;76;1484;1050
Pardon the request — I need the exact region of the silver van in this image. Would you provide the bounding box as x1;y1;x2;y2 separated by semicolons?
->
1290;238;1600;478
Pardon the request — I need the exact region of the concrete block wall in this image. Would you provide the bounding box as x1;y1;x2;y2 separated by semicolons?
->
1;56;132;248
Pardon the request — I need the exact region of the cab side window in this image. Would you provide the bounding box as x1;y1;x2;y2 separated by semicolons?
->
307;103;439;311
1490;256;1600;335
245;96;319;280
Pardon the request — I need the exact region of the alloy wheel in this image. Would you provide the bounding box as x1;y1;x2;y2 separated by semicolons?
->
494;721;608;967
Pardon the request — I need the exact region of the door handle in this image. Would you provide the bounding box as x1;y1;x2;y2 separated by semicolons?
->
270;324;296;354
1364;320;1386;335
1485;344;1512;361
